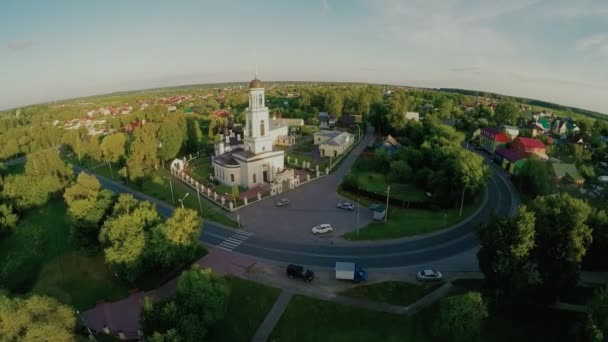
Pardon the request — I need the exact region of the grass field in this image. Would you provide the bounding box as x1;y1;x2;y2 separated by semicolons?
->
270;294;429;342
0;201;129;310
208;277;281;342
354;171;427;202
270;292;586;342
342;193;482;240
340;281;442;306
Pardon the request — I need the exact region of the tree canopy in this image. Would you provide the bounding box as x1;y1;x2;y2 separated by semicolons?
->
434;292;488;342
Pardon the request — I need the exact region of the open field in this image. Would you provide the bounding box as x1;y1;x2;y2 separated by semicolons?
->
0;201;129;310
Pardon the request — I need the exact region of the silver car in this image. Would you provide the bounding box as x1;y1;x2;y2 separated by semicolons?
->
275;198;290;207
416;269;443;281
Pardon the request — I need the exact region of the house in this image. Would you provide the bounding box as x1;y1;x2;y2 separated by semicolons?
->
337;114;363;128
375;135;402;154
551;163;585;186
494;148;526;175
274;135;296;146
314;130;354;158
271;115;304;129
318;112;331;128
403;112;420;122
500;125;519;140
512;137;548;160
479;128;509;154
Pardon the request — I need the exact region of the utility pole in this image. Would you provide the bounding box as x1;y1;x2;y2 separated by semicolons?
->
168;177;175;205
459;187;466;217
357;197;360;237
196;187;203;215
385;185;390;222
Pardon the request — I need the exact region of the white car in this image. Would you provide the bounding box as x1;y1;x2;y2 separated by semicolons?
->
276;198;290;207
416;269;443;281
337;202;355;211
312;224;333;235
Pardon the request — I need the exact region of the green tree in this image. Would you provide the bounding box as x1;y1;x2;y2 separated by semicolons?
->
389;160;412;182
127;123;159;181
64;173;114;246
583;209;608;270
324;90;344;116
494;100;521;125
231;185;240;202
2;174;57;210
518;158;551;197
151;208;201;269
433;292;488;342
587;288;608;341
176;265;229;325
185;118;204;154
158;120;183;162
99;194;161;281
476;207;536;303
0;203;18;236
25;150;73;190
100;132;127;179
0;294;76;341
532;193;592;302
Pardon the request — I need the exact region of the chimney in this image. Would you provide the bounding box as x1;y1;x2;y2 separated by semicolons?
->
237;134;241;141
218;142;225;155
225;135;230;143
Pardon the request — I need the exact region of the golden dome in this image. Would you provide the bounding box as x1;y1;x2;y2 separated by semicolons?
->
249;78;263;88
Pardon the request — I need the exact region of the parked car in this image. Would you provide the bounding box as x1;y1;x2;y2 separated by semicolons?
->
275;198;290;207
286;264;314;282
312;224;333;235
337;202;355;211
416;269;443;281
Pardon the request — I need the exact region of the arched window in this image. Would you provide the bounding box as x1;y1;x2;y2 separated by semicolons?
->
253;173;257;183
260;120;265;136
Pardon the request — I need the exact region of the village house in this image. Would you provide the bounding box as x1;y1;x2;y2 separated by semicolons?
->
512;137;548;160
551;163;585;186
479;127;509;154
318;112;337;129
500;124;520;140
494;148;526;175
375;135;402;154
314;130;354;158
403;112;420;122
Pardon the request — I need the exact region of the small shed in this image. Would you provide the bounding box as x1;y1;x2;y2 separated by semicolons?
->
369;204;386;221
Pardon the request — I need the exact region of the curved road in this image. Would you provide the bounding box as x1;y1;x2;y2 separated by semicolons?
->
7;133;518;270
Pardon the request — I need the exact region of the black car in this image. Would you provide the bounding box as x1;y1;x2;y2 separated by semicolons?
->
286;264;314;282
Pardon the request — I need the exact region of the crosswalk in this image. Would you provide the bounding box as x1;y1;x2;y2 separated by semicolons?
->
216;230;253;251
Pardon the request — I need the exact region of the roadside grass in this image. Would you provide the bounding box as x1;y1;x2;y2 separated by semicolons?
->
271;292;586;342
0;201;129;310
354;171;427;202
270;294;430;342
134;168;237;227
342;195;482;240
208;277;281;342
339;281;443;306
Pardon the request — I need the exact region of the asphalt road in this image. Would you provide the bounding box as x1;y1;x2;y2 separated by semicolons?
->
8;134;518;270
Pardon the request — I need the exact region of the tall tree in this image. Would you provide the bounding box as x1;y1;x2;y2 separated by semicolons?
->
25;150;73;190
176;265;229;325
583;209;608;270
518;157;551;197
0;203;18;236
587;288;608;342
433;292;488;342
532;193;592;302
0;294;76;341
99;194;161;281
127;123;158;181
494;100;521;125
64;173;114;246
158;119;183;162
151;208;201;269
476;207;536;303
100;132;127;179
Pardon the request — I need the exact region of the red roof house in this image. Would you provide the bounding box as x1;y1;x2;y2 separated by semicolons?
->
479;127;509;153
512;137;547;160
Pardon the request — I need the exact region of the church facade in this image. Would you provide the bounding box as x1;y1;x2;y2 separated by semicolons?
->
212;78;289;188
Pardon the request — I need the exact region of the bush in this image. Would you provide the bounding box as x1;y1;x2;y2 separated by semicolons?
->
433;292;488;342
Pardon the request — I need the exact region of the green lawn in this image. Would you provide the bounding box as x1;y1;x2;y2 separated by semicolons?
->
270;294;429;342
343;195;482;241
133;168;237;227
270;292;586;342
339;281;442;306
188;157;213;182
208;277;281;342
0;201;129;310
293;140;315;152
355;171;427;202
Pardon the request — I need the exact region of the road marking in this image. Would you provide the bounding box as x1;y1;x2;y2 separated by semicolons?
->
215;231;253;251
216;245;234;252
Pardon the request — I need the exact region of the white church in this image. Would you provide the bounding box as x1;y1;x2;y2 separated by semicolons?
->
212;77;297;189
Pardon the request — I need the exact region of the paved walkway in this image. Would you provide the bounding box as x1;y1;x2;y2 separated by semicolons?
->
251;289;294;342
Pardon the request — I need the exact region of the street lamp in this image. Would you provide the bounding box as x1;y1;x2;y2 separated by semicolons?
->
356;197;360;237
163;176;175;205
178;192;189;209
385;185;390;222
76;310;97;341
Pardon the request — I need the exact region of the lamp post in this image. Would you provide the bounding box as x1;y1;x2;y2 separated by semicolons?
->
164;176;175;205
385;185;390;222
178;192;189;209
76;310;97;342
196;187;203;215
357;197;360;237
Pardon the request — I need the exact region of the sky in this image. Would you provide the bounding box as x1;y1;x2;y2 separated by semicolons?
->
1;0;607;114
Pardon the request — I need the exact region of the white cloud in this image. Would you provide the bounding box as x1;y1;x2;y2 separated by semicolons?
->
6;40;35;50
576;33;608;56
320;0;329;16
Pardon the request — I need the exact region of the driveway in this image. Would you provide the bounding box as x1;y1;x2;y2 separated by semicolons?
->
236;129;376;242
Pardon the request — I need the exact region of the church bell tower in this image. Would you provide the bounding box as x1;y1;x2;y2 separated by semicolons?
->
244;76;273;154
